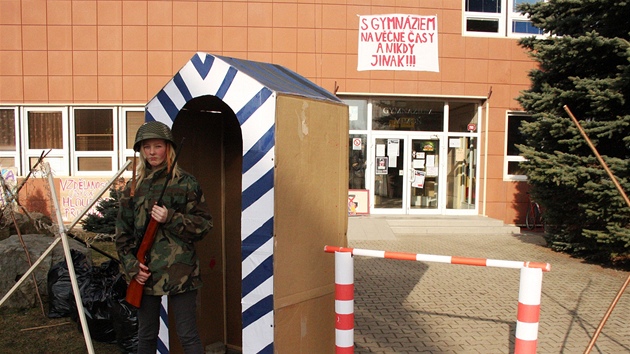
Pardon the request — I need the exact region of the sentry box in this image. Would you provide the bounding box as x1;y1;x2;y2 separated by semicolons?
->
145;53;349;354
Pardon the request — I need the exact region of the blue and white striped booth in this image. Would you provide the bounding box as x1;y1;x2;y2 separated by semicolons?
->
144;53;348;354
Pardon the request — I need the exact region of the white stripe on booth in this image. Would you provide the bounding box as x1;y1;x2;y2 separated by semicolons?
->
242;148;275;191
242;237;274;280
243;311;274;353
162;80;188;111
240;100;276;153
240;190;274;241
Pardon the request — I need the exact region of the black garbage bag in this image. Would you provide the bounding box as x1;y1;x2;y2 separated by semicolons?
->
47;249;92;318
47;254;139;348
70;259;121;343
108;269;138;353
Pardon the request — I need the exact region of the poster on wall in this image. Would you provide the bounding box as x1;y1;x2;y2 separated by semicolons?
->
358;14;439;72
376;157;388;174
411;170;426;188
348;189;370;215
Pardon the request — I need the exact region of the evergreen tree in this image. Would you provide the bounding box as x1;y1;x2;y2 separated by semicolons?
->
81;183;123;235
516;0;630;266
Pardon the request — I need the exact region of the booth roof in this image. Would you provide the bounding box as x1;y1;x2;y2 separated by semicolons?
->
215;54;342;103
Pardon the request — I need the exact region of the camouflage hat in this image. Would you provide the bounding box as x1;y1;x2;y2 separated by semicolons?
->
133;121;176;152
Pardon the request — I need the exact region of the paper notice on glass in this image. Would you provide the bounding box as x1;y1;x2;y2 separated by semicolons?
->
349;106;358;121
376;144;386;157
412;170;426;188
413;159;425;169
426;155;436;167
426;166;439;176
389;156;397;168
456;148;465;161
387;139;400;156
449;138;461;148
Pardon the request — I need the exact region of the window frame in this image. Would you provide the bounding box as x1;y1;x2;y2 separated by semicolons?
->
21;106;70;176
507;0;544;37
463;0;544;38
0;107;20;174
504;111;532;181
119;107;145;178
70;107;118;176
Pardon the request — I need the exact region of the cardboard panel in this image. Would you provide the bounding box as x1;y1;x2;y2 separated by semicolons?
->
274;293;337;353
273;95;349;349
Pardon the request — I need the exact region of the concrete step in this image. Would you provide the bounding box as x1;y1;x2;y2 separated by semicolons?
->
385;216;521;235
390;225;522;235
348;215;521;239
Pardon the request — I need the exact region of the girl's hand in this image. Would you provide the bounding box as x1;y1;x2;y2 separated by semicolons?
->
151;203;168;223
135;263;151;285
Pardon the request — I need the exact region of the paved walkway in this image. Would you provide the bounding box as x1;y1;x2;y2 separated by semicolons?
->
347;216;630;353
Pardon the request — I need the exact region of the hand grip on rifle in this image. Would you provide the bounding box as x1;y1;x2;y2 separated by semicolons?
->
125;138;185;308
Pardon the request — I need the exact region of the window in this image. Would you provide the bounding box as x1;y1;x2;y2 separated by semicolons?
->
72;108;116;174
344;99;368;131
23;107;69;175
464;0;543;37
349;134;367;190
505;112;533;180
0;108;18;170
448;102;479;132
121;108;145;175
509;0;543;36
372;100;444;131
3;105;143;178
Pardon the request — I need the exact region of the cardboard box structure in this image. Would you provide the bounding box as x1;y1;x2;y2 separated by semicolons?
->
145;53;349;353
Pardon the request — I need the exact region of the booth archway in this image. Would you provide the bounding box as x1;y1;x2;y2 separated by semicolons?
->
170;96;243;350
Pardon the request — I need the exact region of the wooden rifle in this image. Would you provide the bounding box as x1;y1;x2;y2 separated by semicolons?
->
125;138;185;308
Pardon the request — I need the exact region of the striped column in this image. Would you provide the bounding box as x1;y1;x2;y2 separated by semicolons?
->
335;252;354;354
515;267;543;354
157;296;169;353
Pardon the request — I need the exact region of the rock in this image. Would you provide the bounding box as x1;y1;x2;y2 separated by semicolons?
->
0;234;91;312
0;212;54;242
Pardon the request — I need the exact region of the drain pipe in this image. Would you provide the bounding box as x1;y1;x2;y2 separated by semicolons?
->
482;87;492;216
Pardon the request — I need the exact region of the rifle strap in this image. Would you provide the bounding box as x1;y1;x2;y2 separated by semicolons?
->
130;153;137;197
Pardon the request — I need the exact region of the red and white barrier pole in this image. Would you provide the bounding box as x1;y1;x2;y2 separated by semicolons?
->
324;245;550;272
335;251;354;354
515;267;543;353
326;245;548;354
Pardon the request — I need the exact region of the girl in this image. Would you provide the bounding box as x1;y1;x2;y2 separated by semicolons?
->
115;121;212;354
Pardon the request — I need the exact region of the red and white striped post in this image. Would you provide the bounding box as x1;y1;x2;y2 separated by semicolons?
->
325;245;549;354
515;267;543;353
335;251;354;353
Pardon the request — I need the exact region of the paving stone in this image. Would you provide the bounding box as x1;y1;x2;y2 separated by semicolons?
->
346;218;630;353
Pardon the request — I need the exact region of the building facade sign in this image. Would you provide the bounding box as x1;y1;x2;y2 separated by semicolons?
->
358;14;439;72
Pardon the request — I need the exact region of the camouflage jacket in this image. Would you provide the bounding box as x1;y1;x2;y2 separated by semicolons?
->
115;165;212;296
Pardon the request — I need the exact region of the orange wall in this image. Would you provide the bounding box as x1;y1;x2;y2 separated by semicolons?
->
0;0;536;224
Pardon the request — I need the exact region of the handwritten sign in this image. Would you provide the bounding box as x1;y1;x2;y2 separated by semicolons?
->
59;178;110;221
0;167;17;206
358;14;439;72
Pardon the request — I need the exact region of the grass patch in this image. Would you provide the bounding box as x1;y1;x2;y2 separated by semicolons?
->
1;232;123;353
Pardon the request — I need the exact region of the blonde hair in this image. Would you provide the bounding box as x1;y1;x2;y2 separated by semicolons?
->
133;141;181;191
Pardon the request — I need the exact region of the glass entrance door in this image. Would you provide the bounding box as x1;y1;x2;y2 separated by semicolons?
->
371;135;443;214
446;136;477;213
408;137;441;213
373;137;405;212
